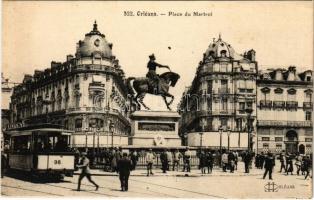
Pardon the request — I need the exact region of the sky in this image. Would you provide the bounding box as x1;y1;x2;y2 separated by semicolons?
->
2;1;313;110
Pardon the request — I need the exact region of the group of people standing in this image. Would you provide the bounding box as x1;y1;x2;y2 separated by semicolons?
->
255;151;312;180
278;152;312;179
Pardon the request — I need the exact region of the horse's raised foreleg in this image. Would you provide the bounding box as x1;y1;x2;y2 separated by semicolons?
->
137;93;150;110
162;95;174;111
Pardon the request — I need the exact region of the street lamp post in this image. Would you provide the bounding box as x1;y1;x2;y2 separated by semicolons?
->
245;108;253;152
227;127;231;151
219;126;223;153
218;125;223;167
109;120;115;148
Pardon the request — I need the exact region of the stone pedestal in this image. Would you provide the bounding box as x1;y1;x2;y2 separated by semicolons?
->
129;111;182;148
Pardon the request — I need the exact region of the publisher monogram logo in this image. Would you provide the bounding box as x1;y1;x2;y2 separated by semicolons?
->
264;182;278;192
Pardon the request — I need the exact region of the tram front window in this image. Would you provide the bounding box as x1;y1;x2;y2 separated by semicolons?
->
11;135;31;153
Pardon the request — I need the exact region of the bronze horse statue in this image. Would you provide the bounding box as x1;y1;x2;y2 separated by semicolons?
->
127;71;180;111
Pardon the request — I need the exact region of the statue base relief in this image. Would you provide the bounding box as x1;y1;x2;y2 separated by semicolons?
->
128;110;182;148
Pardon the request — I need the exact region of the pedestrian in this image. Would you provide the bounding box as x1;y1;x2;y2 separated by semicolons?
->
146;149;155;176
182;147;192;172
263;152;275;180
221;150;228;172
228;151;235;173
76;152;99;191
233;151;238;170
130;150;139;170
295;153;302;176
166;149;173;171
206;151;214;174
286;154;294;175
303;156;312;180
255;154;260;168
172;149;182;171
117;152;133;191
243;151;251;173
160;149;168;173
259;152;265;169
199;150;207;174
279;152;286;173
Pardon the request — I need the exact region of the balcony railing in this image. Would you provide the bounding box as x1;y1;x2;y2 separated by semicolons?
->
303;102;313;110
259;100;272;109
212;109;234;115
286;101;298;110
257;120;312;128
273;101;285;109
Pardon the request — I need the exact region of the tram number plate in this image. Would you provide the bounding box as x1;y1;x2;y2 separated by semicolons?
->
54;160;61;165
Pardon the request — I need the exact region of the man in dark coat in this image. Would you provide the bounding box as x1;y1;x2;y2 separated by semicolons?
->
130;150;139;170
228;151;235;173
206;151;214;174
243;151;252;173
303;156;312;180
263;152;275;180
160;149;168;173
117;152;133;191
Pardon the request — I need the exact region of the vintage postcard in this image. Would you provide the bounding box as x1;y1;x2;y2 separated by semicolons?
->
1;1;313;199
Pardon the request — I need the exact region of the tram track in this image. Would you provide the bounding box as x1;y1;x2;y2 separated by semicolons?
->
64;178;180;198
1;184;64;196
129;177;226;198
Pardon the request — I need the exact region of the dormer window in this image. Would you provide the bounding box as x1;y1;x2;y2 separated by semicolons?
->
306;76;311;82
287;88;296;95
220;50;227;57
274;88;283;94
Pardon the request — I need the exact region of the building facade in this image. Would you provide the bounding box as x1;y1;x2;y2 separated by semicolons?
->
8;22;131;149
257;67;313;154
178;35;258;151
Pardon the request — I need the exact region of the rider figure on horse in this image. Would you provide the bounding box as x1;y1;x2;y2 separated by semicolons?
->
146;54;170;92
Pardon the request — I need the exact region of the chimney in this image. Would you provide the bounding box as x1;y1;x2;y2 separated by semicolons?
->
66;55;74;62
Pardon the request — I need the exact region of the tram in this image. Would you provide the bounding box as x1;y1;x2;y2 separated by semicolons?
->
6;124;76;178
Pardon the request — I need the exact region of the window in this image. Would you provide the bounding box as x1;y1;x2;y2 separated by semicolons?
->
89;118;104;129
306;76;311;82
246;89;253;93
247;102;253;109
236;118;242;131
222;98;228;111
305;138;312;142
75;119;82;128
239;102;245;110
306;112;312;121
262;137;270;141
276;144;282;148
263;143;269;148
275;137;283;142
220;118;228;127
239;88;246;93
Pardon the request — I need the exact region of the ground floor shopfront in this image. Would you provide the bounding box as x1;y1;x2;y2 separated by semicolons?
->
256;125;313;154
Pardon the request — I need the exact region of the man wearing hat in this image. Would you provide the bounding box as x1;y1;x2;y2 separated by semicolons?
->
117;152;133;191
146;54;169;92
76;152;99;191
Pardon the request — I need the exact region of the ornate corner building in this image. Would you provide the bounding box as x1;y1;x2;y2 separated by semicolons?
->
178;35;258;151
178;36;313;154
257;67;313;154
8;22;131;149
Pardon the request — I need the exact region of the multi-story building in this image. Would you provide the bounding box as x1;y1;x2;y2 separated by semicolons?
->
8;22;131;150
257;67;313;154
1;73;16;150
178;35;258;151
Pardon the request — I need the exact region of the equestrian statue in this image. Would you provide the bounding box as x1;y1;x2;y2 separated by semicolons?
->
127;54;180;111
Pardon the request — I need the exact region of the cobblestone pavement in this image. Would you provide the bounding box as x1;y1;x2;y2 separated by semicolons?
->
1;162;312;198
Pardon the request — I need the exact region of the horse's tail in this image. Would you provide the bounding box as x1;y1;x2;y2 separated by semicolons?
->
126;77;136;96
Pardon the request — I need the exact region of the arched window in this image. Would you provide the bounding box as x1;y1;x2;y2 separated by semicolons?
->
220;50;227;57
